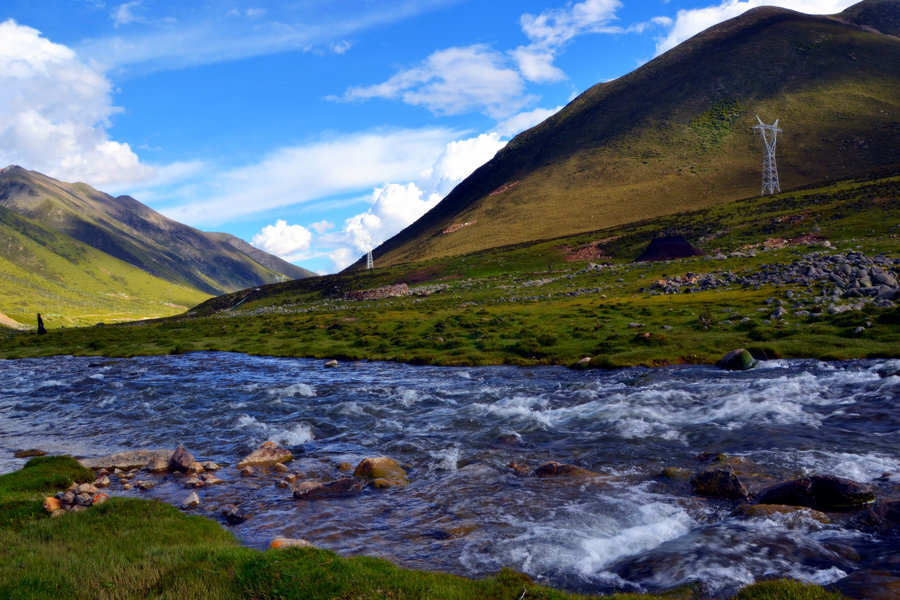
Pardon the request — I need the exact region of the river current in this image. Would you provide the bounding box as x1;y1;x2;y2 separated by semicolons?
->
1;353;898;597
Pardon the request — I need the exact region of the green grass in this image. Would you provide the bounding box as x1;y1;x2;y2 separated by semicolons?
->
2;175;897;367
0;457;850;599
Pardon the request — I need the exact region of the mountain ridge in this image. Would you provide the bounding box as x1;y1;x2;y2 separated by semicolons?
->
369;0;900;268
0;165;313;295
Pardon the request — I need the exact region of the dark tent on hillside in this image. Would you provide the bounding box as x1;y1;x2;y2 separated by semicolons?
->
635;236;703;262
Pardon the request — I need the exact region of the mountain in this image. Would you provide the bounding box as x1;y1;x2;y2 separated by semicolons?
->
0;166;314;328
371;0;900;268
0;166;313;295
207;232;317;279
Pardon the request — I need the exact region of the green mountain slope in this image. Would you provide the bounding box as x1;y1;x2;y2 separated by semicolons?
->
0;166;313;296
0;204;209;329
373;0;900;268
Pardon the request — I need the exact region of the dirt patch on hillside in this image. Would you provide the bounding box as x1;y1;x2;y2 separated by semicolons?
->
0;312;26;330
559;236;622;262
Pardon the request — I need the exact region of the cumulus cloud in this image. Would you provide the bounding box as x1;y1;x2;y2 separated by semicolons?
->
654;0;858;55
251;219;313;259
340;45;534;119
161;128;460;224
333;132;506;268
0;19;153;186
310;220;334;235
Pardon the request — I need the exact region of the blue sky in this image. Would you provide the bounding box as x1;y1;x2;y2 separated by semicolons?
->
0;0;856;273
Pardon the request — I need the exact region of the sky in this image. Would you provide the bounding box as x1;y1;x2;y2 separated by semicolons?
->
0;0;858;274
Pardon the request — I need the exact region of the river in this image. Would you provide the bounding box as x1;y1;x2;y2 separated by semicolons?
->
1;353;898;597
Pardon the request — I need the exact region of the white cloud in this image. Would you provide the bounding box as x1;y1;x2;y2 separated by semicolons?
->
329;247;357;271
310;220;334;235
510;47;566;83
251;219;313;259
494;105;564;138
520;0;623;48
0;20;154;187
332;132;506;269
113;2;145;28
344;183;440;253
654;0;858;55
160;128;460;225
340;45;534;118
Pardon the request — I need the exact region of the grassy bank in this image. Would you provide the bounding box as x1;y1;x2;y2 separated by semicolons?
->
1;175;898;366
0;456;849;600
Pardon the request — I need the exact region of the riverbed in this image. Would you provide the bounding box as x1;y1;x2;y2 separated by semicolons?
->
1;353;898;597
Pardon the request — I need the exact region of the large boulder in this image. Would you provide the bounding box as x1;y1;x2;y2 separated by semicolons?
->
169;445;194;472
854;500;900;532
757;476;876;511
690;464;749;500
78;449;174;471
716;349;758;371
237;441;293;468
353;457;409;488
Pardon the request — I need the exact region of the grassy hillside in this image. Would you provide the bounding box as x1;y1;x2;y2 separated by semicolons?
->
0;166;311;296
0;205;209;329
2;174;896;364
372;1;900;268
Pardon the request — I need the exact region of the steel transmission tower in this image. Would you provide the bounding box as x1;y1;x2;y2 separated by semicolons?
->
754;116;782;196
366;249;374;270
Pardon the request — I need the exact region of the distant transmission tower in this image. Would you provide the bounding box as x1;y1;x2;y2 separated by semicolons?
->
754;116;782;196
366;249;374;270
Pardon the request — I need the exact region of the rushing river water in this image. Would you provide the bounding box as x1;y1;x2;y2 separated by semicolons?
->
1;353;898;597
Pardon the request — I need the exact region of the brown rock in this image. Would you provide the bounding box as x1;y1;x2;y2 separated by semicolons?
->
169;445;194;472
182;492;201;509
353;457;409;487
199;461;220;471
201;473;225;485
273;463;290;473
239;466;255;477
690;464;749;500
75;483;99;495
136;480;156;490
184;477;204;488
14;449;47;458
757;476;876;511
92;493;109;505
237;441;293;468
187;461;205;475
93;476;111;489
532;461;600;479
269;537;315;549
338;462;353;472
43;497;61;513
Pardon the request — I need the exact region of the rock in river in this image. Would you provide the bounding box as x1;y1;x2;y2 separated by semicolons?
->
757;475;876;511
690;464;749;500
353;457;409;488
292;478;363;500
237;441;293;468
716;349;758;371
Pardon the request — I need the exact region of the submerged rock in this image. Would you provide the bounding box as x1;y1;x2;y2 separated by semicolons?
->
716;349;758;371
734;503;830;525
353;457;409;488
181;492;201;509
855;500;900;532
532;461;602;480
757;476;876;511
292;478;363;500
237;441;293;468
690;464;749;500
14;449;47;458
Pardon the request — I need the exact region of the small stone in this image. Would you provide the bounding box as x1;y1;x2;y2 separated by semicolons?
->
201;474;225;485
123;483;133;491
269;537;315;550
273;463;290;473
181;492;201;509
237;441;292;468
92;493;108;505
75;483;99;495
532;460;602;480
240;466;255;477
284;473;299;483
14;449;47;459
572;357;591;370
93;475;111;489
76;493;93;507
184;477;204;488
199;461;220;471
136;480;156;490
187;461;205;474
224;506;248;525
292;478;363;500
337;462;353;472
324;359;339;368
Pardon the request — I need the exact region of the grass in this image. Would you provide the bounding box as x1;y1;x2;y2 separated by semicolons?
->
1;175;898;367
0;456;850;600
